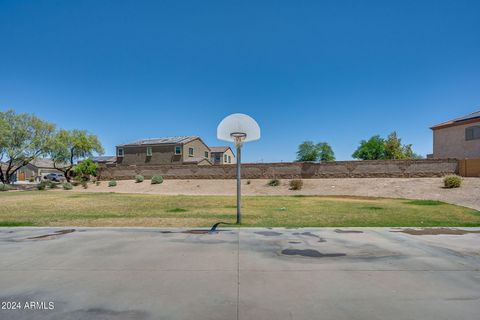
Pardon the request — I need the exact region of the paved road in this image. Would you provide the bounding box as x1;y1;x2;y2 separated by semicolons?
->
1;227;479;320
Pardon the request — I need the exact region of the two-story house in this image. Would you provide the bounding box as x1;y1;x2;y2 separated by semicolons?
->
116;136;212;166
430;111;480;159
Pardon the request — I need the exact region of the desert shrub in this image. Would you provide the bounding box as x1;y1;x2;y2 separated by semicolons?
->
151;175;163;184
108;180;117;187
0;183;12;192
48;181;58;189
96;181;101;186
37;181;48;190
62;182;73;190
246;180;251;185
135;175;144;183
289;179;303;190
81;181;88;189
443;175;462;188
28;177;35;183
267;178;280;187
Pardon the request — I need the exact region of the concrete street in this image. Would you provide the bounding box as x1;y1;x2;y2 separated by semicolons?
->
1;227;479;320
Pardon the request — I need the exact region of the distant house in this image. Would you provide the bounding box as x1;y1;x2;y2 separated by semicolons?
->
430;111;480;159
210;146;236;165
116;136;212;166
15;158;64;182
90;156;117;165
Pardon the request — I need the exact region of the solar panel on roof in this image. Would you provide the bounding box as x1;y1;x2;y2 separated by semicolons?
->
453;111;480;122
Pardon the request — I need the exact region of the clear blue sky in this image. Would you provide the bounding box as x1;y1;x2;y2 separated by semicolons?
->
1;0;479;162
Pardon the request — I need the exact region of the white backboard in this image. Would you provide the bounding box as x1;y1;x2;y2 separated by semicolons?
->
217;113;261;143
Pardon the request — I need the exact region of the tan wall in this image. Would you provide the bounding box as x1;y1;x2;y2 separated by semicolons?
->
433;120;480;159
99;159;459;180
182;139;210;162
117;145;182;165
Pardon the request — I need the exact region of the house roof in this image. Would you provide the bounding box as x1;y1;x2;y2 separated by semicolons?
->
90;156;117;163
29;158;57;169
431;110;480;130
209;146;230;153
0;158;65;171
117;136;199;147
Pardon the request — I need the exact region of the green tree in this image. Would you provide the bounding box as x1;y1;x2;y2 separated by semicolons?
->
353;132;421;160
296;141;335;162
352;135;386;160
296;141;319;161
0;110;55;184
74;159;99;181
384;131;423;159
317;142;335;161
49;129;104;181
384;132;404;159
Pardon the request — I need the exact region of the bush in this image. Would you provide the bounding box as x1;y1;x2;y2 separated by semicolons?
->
151;175;163;184
63;182;73;190
289;179;303;190
96;181;101;186
443;175;462;188
0;183;12;192
37;181;48;190
108;180;117;187
267;179;280;187
48;181;58;189
135;175;144;183
71;179;81;187
246;180;251;185
28;177;35;183
74;159;99;181
81;181;88;189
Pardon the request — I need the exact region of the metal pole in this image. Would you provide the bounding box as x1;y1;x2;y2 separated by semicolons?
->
236;145;241;224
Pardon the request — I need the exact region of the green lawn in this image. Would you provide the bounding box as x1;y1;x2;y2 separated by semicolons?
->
0;191;479;227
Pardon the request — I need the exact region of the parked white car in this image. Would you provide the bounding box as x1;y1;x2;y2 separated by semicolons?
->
43;173;66;182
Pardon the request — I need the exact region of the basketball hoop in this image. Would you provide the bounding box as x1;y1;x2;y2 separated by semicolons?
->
217;114;261;224
230;132;247;147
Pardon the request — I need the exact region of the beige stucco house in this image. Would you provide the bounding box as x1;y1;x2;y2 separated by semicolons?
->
210;146;236;165
15;158;64;182
430;111;480;159
116;136;212;166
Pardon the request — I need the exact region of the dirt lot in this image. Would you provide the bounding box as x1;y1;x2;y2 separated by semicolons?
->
72;178;480;210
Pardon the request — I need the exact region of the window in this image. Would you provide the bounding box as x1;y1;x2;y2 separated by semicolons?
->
228;155;231;163
117;148;124;157
224;154;228;163
466;126;480;141
146;146;153;156
175;146;182;155
189;147;194;157
204;151;209;158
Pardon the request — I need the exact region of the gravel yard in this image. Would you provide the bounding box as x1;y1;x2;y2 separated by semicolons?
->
75;178;480;210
